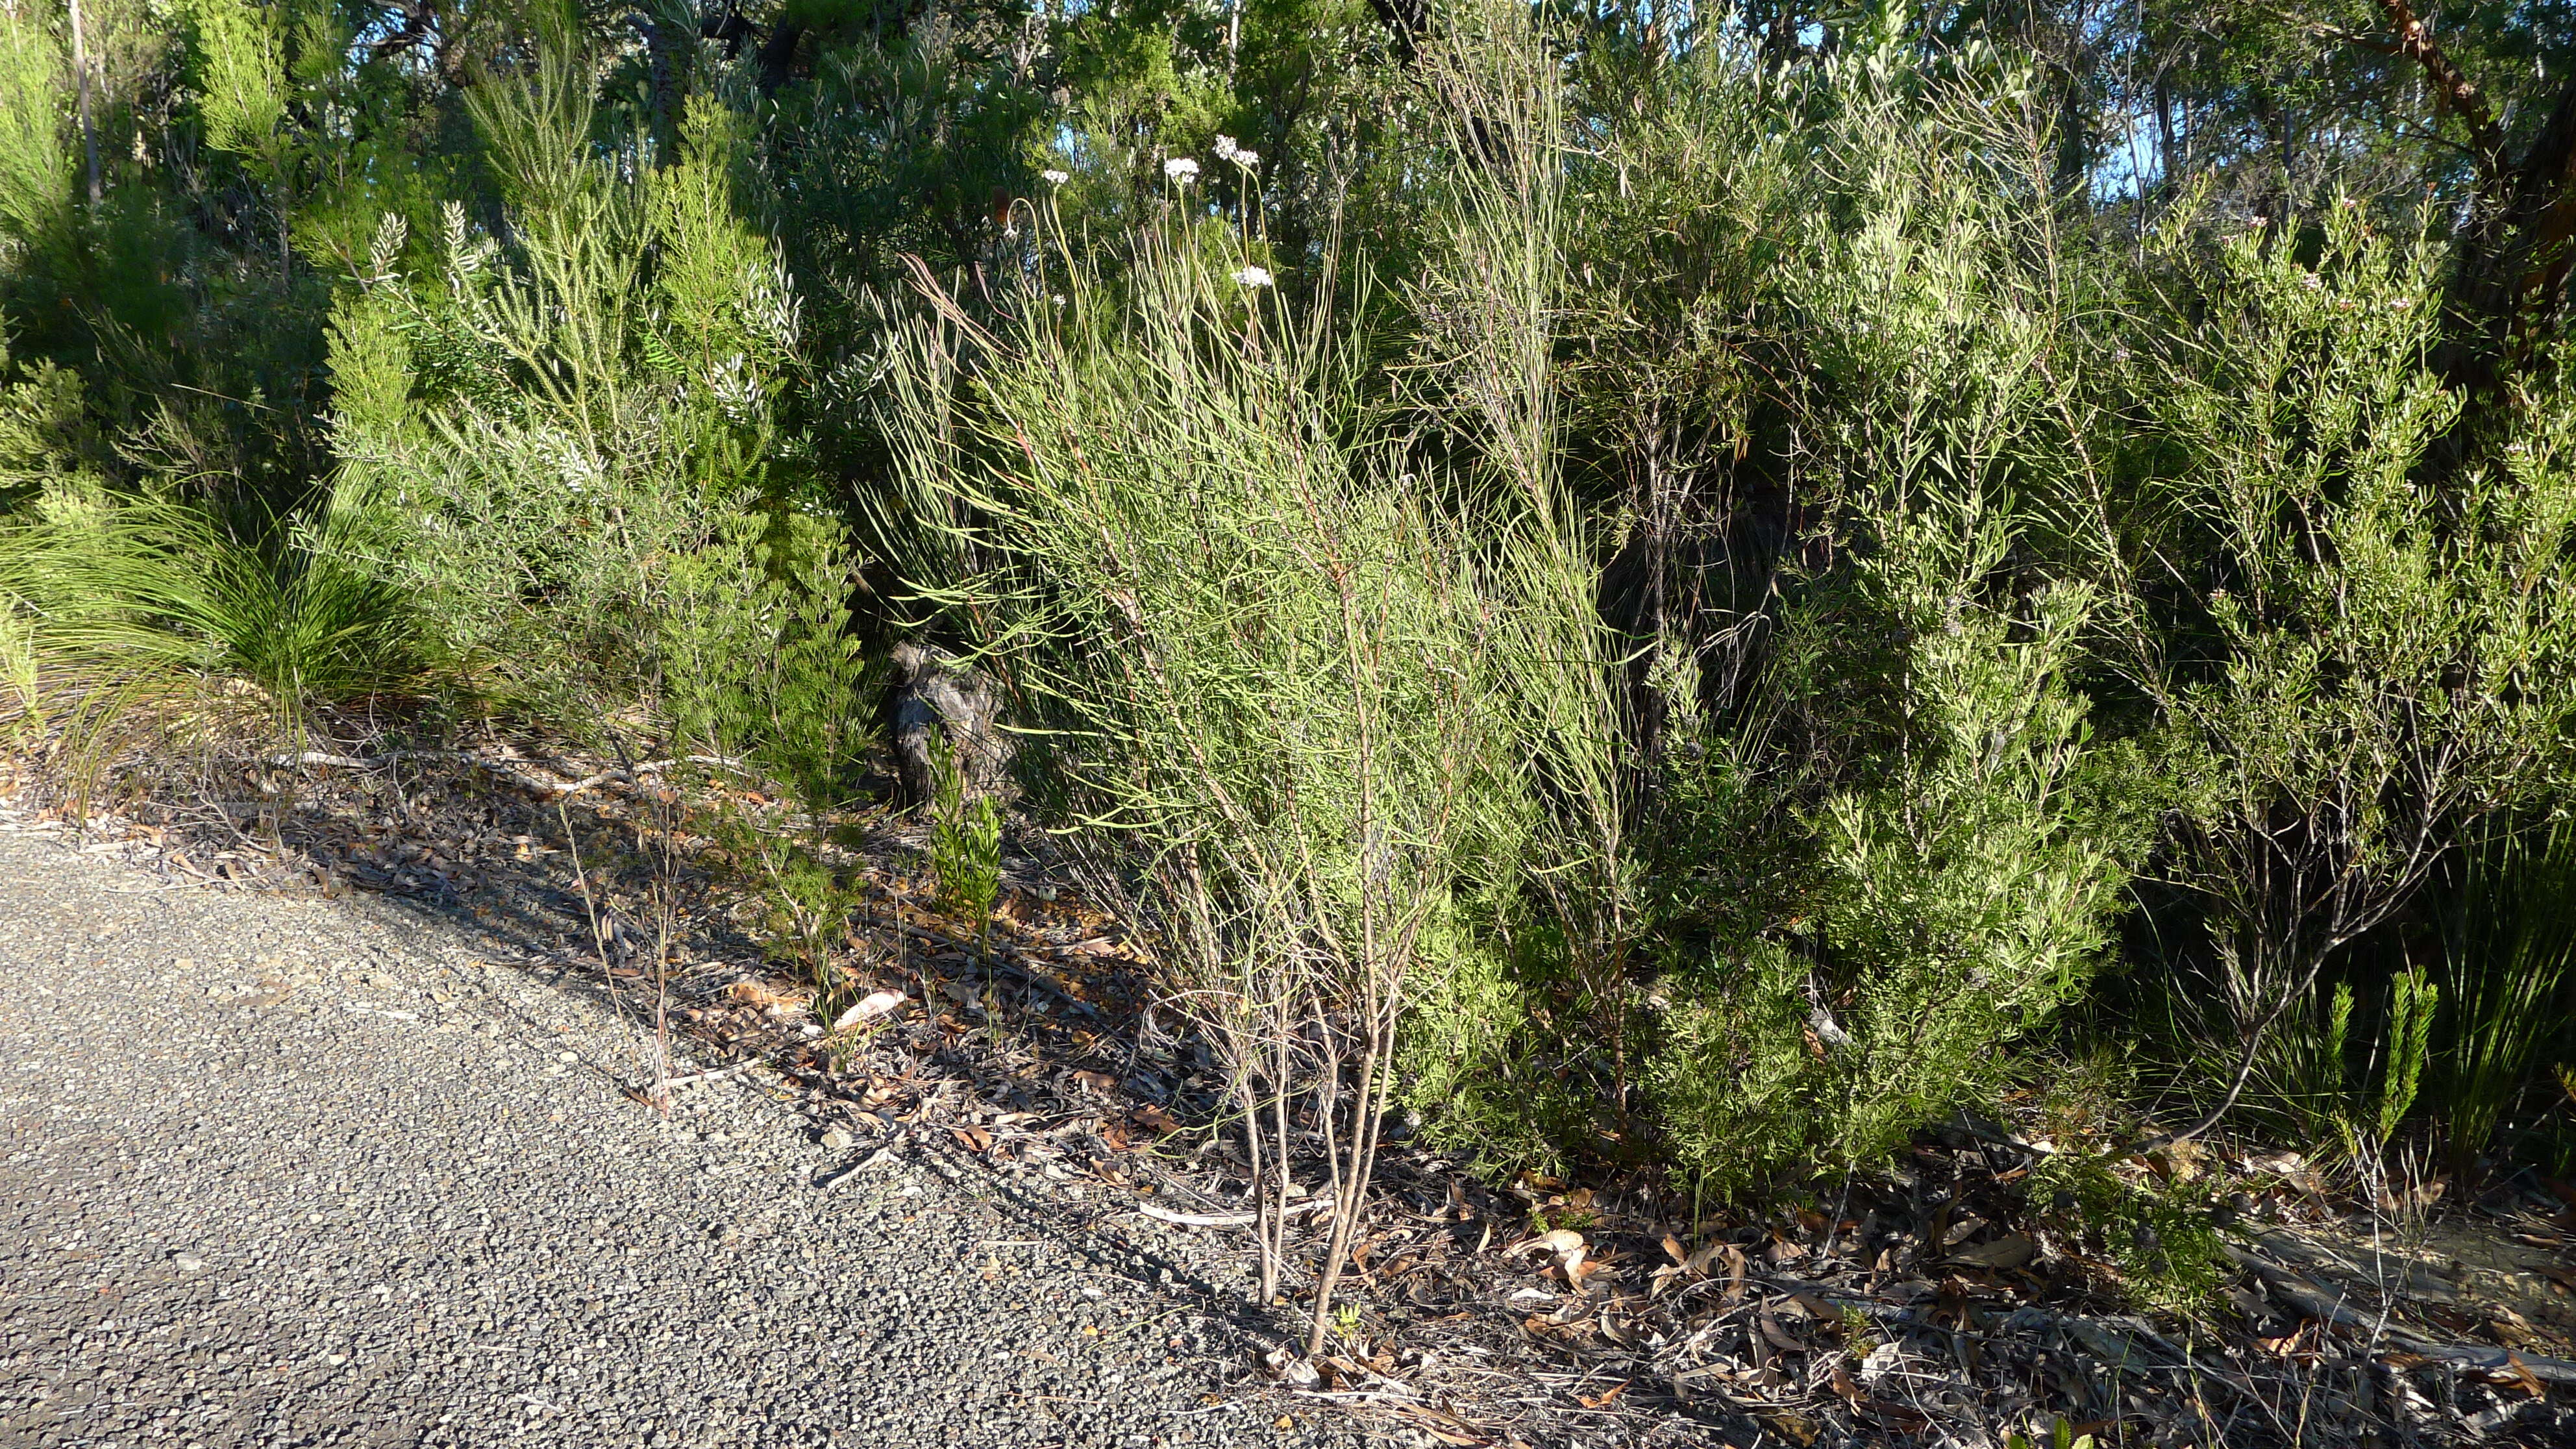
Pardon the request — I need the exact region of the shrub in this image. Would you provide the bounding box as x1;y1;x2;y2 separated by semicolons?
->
325;69;858;788
2080;204;2576;1138
1646;53;2144;1198
1396;911;1598;1179
1654;510;2136;1196
924;730;1002;924
2027;1150;2225;1319
0;483;420;729
2438;818;2576;1175
893;184;1526;1349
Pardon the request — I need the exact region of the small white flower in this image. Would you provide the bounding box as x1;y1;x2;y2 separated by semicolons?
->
1042;169;1070;186
1232;149;1259;169
1051;294;1067;307
1164;156;1199;184
1212;135;1239;161
2390;295;2413;310
1232;266;1273;288
2300;271;2323;290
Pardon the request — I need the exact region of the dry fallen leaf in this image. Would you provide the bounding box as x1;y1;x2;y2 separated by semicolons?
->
1072;1069;1117;1094
1758;1308;1805;1354
1398;1405;1487;1446
1257;1346;1319;1387
1576;1381;1629;1409
1720;1242;1750;1306
1948;1233;2037;1270
727;978;808;1011
1829;1359;1864;1407
830;990;908;1031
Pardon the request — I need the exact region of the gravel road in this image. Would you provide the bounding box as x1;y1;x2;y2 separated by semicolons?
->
0;821;1341;1449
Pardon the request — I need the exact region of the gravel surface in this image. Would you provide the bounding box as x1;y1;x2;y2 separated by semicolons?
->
0;822;1346;1448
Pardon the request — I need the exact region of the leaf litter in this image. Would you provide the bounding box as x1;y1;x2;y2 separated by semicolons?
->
5;731;2574;1446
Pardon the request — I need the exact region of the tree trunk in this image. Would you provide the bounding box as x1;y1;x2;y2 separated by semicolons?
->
67;0;101;206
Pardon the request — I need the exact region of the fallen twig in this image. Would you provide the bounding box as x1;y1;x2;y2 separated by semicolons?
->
1134;1198;1333;1228
2223;1245;2576;1384
660;1061;759;1089
817;1148;897;1189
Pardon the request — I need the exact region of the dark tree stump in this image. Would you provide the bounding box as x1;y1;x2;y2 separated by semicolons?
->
887;641;1015;808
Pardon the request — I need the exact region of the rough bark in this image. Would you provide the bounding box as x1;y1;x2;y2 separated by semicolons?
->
887;641;1016;808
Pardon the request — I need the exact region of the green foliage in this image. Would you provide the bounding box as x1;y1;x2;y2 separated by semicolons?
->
2439;819;2576;1173
2097;203;2576;1083
1644;53;2145;1199
1395;916;1595;1179
328;67;813;738
0;571;39;739
1654;519;2136;1195
187;0;285;170
0;12;70;249
0;340;101;508
0;482;421;764
2376;966;2436;1142
721;813;867;996
894;179;1528;1343
925;734;1001;924
2027;1152;2226;1319
2263;978;2359;1143
6;0;2576;1281
667;515;875;991
662;509;874;804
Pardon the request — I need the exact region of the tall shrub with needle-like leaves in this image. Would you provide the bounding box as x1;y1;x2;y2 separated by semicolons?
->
894;192;1523;1354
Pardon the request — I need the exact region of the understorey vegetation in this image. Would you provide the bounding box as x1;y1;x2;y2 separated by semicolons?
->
5;0;2576;1376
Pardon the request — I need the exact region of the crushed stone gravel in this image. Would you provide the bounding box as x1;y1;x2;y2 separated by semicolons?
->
0;823;1357;1448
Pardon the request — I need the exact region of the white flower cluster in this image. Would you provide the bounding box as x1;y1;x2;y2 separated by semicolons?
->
1165;156;1199;184
1232;265;1273;289
1212;134;1259;169
1042;168;1070;186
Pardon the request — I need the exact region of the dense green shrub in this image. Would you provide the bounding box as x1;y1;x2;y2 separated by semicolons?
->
2026;1150;2226;1318
2075;206;2576;1137
0;483;420;725
325;70;865;787
1653;504;2138;1195
7;0;2576;1263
